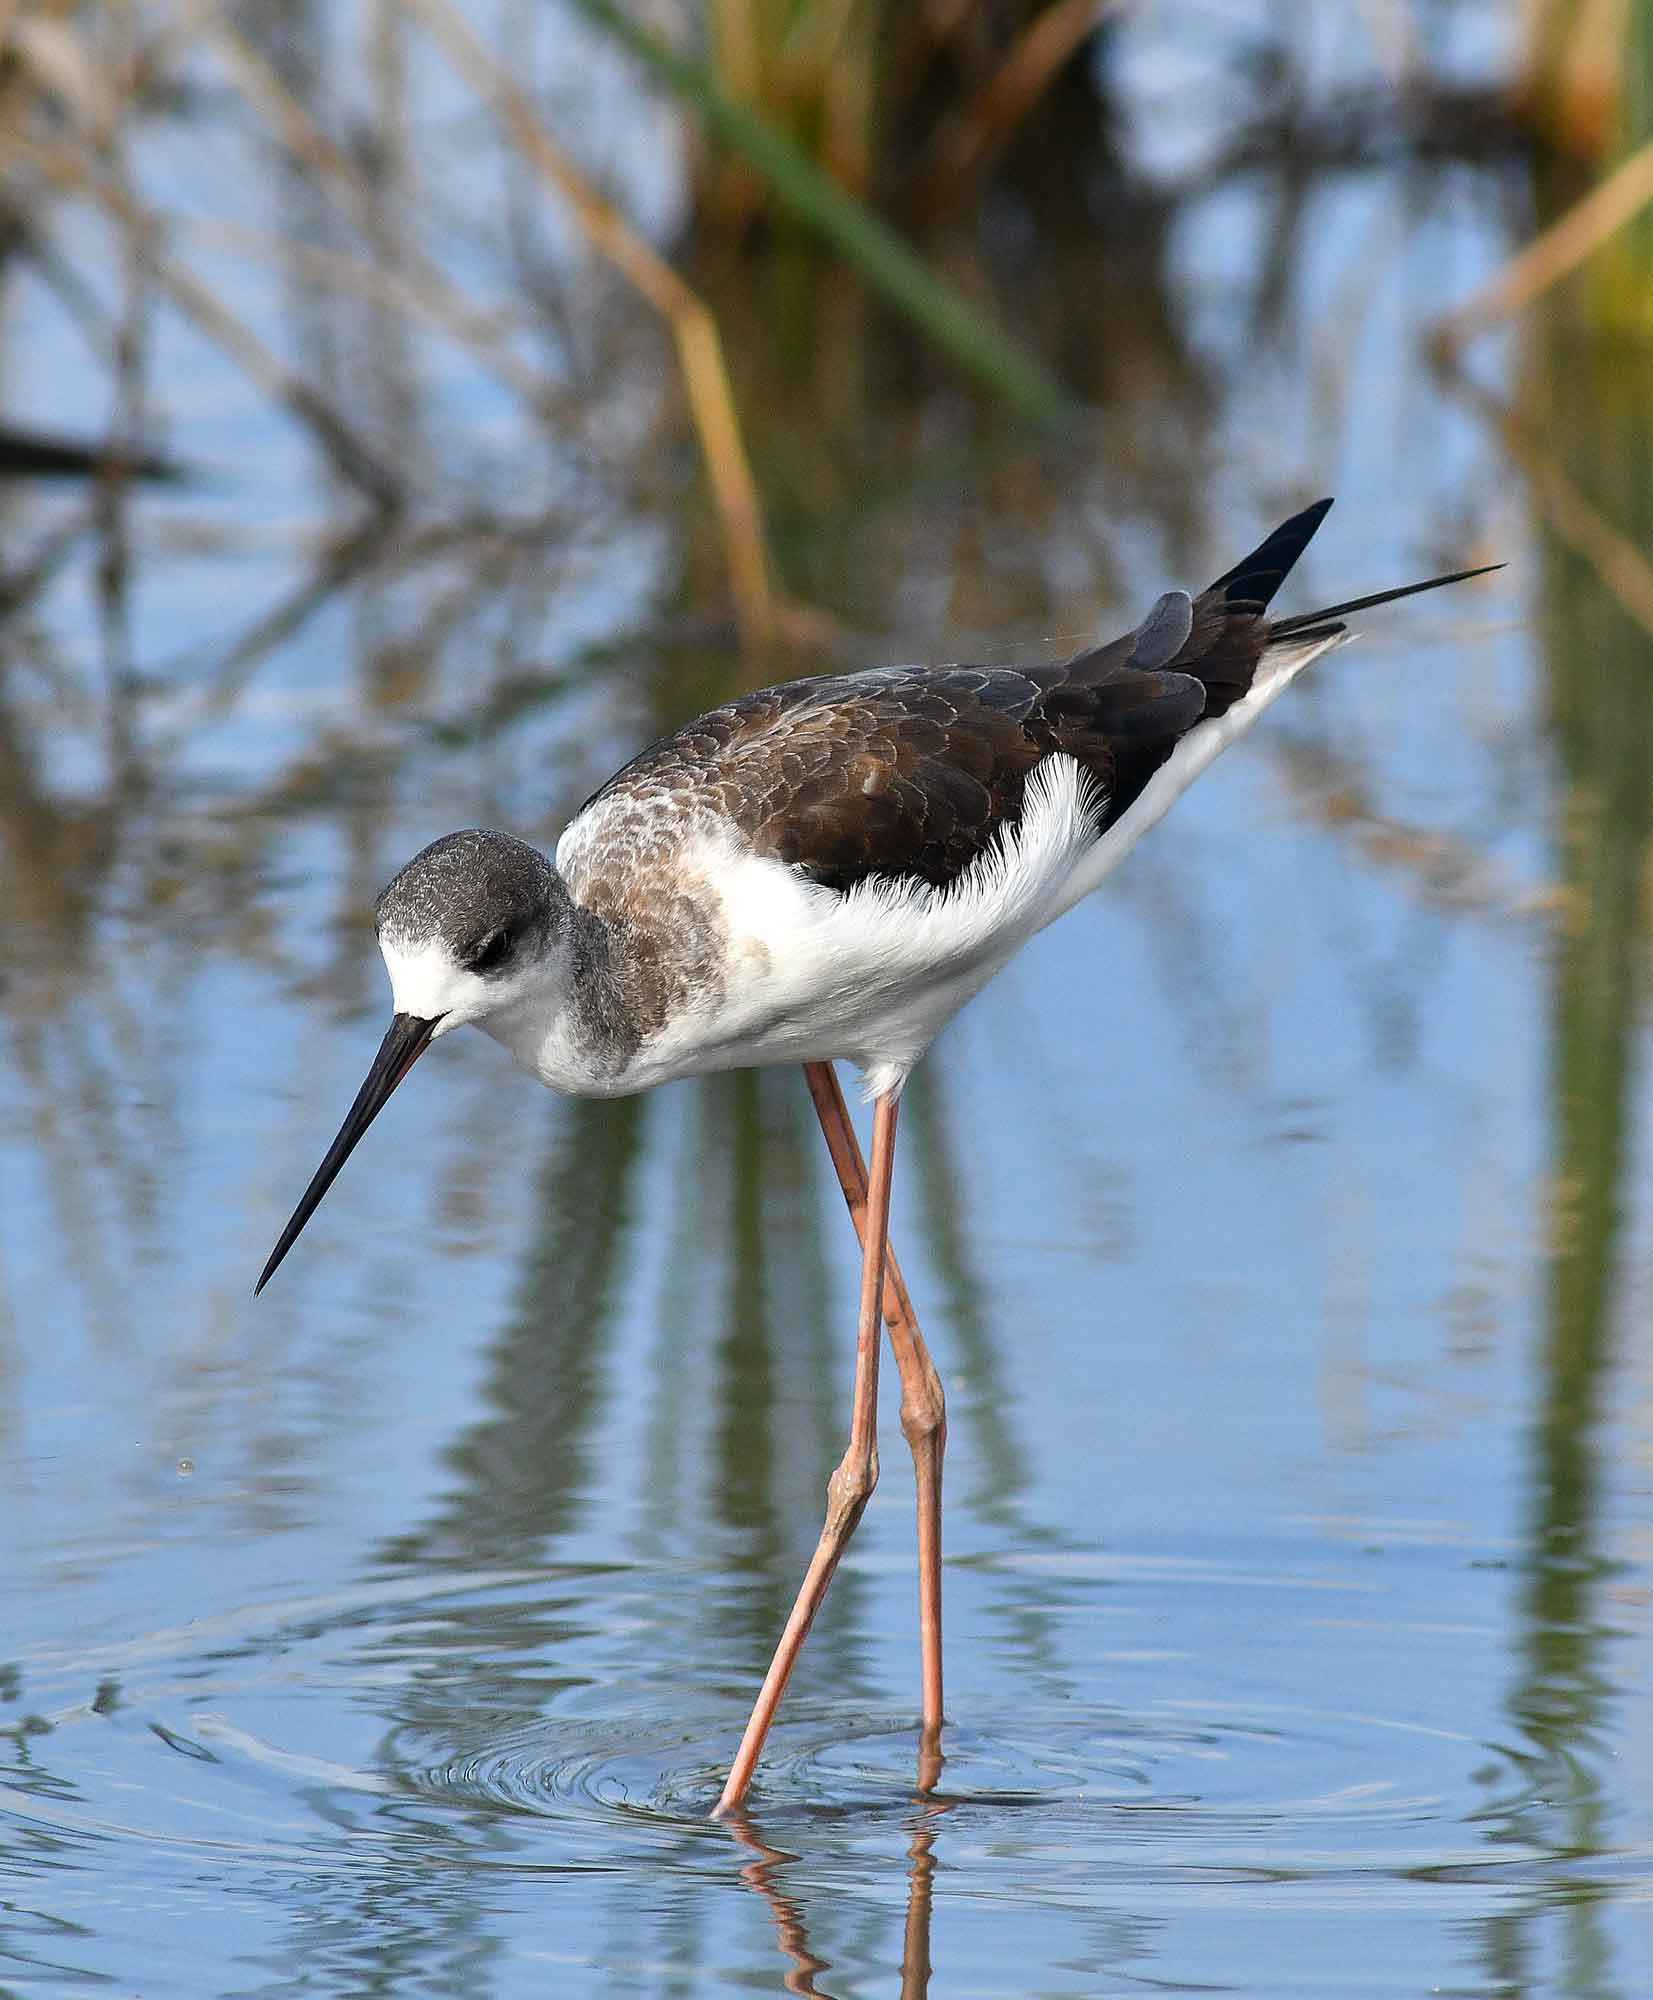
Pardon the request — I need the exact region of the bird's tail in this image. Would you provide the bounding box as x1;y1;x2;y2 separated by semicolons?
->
1188;497;1499;716
1207;495;1336;611
1042;504;1496;929
1217;495;1500;639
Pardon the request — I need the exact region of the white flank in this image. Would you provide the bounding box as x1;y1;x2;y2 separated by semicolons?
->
626;754;1106;1098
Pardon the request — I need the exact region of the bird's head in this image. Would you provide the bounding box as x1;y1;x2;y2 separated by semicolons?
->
255;829;569;1294
373;827;570;1034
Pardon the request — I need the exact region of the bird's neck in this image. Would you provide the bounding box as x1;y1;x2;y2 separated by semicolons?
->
479;898;648;1097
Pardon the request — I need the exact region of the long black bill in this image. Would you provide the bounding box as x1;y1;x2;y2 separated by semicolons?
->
254;1011;441;1296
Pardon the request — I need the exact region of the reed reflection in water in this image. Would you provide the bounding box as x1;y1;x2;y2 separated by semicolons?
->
1;2;1652;1995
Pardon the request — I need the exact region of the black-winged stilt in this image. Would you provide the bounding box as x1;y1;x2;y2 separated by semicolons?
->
255;498;1492;1813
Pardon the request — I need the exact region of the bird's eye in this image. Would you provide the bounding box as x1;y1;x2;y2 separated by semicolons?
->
468;928;514;973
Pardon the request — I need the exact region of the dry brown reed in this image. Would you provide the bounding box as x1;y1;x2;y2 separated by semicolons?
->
0;0;782;646
1431;135;1653;351
912;0;1121;223
405;0;776;651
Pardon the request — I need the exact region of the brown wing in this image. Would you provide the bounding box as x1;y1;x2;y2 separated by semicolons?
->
576;656;1201;892
581;501;1336;893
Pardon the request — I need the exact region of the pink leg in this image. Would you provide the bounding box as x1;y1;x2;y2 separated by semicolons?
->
713;1091;902;1817
804;1061;946;1753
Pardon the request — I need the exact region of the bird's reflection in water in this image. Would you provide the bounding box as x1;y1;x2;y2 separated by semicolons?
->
726;1733;949;2000
728;1820;837;2000
898;1732;945;2000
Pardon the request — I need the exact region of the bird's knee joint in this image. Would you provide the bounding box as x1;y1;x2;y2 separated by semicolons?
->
828;1447;878;1520
899;1372;946;1449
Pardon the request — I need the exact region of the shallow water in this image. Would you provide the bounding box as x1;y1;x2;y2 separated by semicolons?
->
3;8;1652;1997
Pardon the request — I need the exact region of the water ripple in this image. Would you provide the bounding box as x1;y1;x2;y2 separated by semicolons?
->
393;1689;1550;1888
0;1572;1622;1915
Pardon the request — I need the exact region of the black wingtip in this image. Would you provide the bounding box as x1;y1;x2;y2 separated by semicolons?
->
1270;561;1504;639
1208;497;1335;611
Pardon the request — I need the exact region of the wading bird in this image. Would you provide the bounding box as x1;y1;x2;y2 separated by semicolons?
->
256;499;1491;1814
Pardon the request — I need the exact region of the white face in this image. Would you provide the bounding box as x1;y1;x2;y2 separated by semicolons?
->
379;933;554;1035
378;937;480;1032
376;928;564;1040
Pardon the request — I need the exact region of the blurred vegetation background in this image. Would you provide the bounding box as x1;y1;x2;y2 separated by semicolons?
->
0;0;1648;1345
0;0;1647;708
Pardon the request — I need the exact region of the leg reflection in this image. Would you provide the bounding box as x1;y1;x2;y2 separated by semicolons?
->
724;1731;951;2000
899;1776;947;2000
724;1812;838;1999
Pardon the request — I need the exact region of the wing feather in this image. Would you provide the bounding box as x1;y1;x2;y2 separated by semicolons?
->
576;501;1345;894
579;655;1208;893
